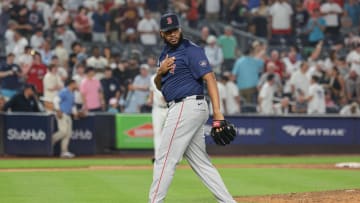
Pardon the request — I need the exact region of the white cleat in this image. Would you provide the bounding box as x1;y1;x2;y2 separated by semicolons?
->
60;152;75;158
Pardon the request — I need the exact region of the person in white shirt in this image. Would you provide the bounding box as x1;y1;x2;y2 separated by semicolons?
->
340;102;360;116
86;46;108;80
223;73;240;115
289;62;310;98
137;10;159;47
43;64;64;101
148;73;168;162
269;0;293;36
204;35;223;75
306;75;326;114
344;46;360;101
30;30;45;51
205;0;221;21
273;96;292;115
258;74;276;114
72;63;86;108
320;0;342;36
5;20;18;55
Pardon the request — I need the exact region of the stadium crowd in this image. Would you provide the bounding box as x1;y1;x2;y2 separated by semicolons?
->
0;0;359;116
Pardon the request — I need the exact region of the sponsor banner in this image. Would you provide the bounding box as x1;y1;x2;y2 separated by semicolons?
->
68;116;96;155
205;117;273;145
356;118;360;144
94;113;116;153
115;114;153;149
4;114;54;156
274;117;355;144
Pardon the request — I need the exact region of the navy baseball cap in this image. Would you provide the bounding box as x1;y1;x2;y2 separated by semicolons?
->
160;13;180;32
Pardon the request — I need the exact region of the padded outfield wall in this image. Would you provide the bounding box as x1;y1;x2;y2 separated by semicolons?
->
0;113;359;156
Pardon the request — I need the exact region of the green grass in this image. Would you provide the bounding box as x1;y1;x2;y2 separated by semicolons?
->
1;155;360;169
0;156;360;202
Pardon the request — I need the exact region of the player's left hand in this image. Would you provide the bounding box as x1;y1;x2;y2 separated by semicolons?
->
210;120;236;146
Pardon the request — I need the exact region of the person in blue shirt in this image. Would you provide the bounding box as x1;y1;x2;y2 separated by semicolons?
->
232;48;264;104
149;13;236;203
53;79;79;158
91;2;110;43
0;53;24;99
305;9;326;46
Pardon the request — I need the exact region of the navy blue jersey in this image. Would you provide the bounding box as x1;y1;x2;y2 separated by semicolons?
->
158;39;212;102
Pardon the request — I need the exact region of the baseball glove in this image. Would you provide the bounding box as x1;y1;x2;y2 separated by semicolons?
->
210;120;236;146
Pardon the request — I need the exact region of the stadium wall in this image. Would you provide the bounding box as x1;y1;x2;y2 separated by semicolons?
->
1;113;359;156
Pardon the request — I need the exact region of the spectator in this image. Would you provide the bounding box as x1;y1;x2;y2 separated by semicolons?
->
43;64;63;102
30;29;45;51
197;26;210;47
292;88;308;113
340;101;360;115
303;0;320;15
107;97;119;113
108;1;124;43
12;31;29;62
73;6;92;42
28;2;44;32
80;67;105;112
53;79;79;158
86;46;109;79
305;9;326;46
250;0;269;38
326;67;345;103
344;70;360;102
0;3;10;41
346;44;360;77
232;48;264;104
91;2;110;43
0;53;24;99
204;35;223;75
124;64;151;113
258;74;276;114
273;96;292;114
51;3;70;27
223;72;241;115
344;0;360;29
54;40;69;69
38;40;54;66
218;26;238;72
50;55;68;82
16;45;33;75
137;9;159;53
293;1;309;37
186;0;200;28
5;20;18;55
55;24;77;53
266;50;286;79
289;61;310;98
101;67;121;109
118;0;139;42
228;0;249;29
269;0;293;42
14;6;32;38
205;0;221;21
3;84;41;112
306;75;326;114
70;42;88;68
72;63;86;109
27;52;47;96
258;62;282;93
320;0;342;40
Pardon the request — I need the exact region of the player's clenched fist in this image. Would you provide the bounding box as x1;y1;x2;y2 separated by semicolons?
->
158;54;176;75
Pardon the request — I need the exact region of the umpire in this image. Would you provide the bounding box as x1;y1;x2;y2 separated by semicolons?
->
148;13;236;203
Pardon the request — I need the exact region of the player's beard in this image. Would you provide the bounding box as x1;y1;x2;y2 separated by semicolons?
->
163;33;184;49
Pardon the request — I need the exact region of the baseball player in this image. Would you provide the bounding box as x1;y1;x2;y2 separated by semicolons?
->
148;13;236;203
148;73;168;162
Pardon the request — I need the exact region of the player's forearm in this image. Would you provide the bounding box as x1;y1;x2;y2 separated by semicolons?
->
203;72;224;120
154;73;162;91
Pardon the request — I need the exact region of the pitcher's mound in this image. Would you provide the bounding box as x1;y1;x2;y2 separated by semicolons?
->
235;189;360;203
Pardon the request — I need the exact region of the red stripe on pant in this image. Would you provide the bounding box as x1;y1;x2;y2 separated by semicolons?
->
151;101;185;203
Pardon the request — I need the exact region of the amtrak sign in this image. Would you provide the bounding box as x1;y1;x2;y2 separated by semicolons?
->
282;125;346;137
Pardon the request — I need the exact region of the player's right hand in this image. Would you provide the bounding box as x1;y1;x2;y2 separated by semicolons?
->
158;54;176;75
